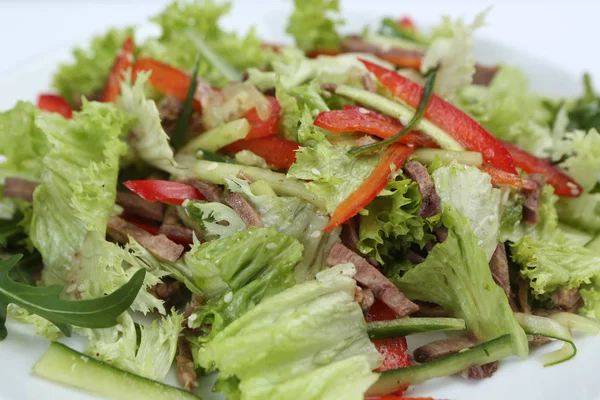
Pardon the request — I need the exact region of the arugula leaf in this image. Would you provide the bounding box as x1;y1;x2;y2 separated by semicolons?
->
0;255;146;340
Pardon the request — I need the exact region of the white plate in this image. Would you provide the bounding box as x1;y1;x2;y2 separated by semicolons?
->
0;2;597;400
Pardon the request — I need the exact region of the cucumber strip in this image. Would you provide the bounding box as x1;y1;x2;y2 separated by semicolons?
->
335;85;464;151
192;160;326;209
367;334;513;396
250;180;277;197
363;33;427;52
185;30;242;82
514;313;576;367
367;317;466;340
411;148;483;167
33;342;199;400
550;312;600;335
178;119;250;154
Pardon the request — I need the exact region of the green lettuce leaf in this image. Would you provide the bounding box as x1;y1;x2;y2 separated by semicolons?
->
226;178;340;282
511;235;600;296
395;207;528;358
179;199;245;240
0;102;48;181
53;28;133;106
432;162;501;259
286;0;343;52
196;265;381;400
141;0;272;87
580;283;600;320
567;73;600;132
421;9;487;100
118;72;179;174
78;311;182;381
287;112;380;213
358;178;438;264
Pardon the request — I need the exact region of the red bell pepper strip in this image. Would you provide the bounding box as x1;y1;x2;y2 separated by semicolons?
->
377;54;422;70
503;141;583;197
314;106;438;148
366;397;434;400
360;59;517;174
37;94;73;119
367;300;411;396
244;96;281;139
100;36;134;103
397;16;417;32
123;180;206;206
324;144;414;232
479;164;537;191
225;136;299;169
132;58;203;111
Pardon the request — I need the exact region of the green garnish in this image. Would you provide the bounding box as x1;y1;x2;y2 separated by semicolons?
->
0;254;145;340
171;54;201;151
379;17;428;46
350;66;439;156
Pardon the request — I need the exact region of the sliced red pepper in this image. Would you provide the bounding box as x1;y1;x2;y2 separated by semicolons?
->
120;212;161;235
37;94;73;119
132;58;203;111
314;106;438;148
397;16;417;32
366;397;434;400
225;136;299;169
360;59;517;174
367;300;411;395
244;96;281;139
479;164;537;191
100;36;134;103
377;54;422;70
503;141;583;197
324;144;414;231
123;180;205;206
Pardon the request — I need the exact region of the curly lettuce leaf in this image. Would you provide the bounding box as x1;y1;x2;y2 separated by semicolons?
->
432;162;501;259
179;199;245;240
53;28;133;106
286;0;343;52
358;178;438;264
142;0;271;87
227;178;340;282
78;311;182;381
196;265;380;400
0;102;48;181
118;72;179;174
395;207;528;358
421;9;488;100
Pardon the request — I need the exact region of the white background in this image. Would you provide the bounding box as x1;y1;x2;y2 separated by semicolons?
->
1;0;600;81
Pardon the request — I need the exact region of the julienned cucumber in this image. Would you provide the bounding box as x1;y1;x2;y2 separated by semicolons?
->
367;317;466;340
33;342;200;400
367;334;513;396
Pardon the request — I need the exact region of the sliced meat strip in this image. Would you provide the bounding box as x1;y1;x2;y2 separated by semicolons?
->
473;65;500;86
404;249;425;264
435;226;448;243
116;191;164;222
516;278;532;314
183;294;204;321
529;335;553;347
355;286;376;311
224;193;263;227
403;161;441;218
356;135;379;147
459;362;499;380
489;243;516;310
149;278;189;309
176;336;199;392
320;83;338;92
342;36;424;60
159;224;195;245
327;243;419;317
340;217;361;254
551;288;582;311
523;174;547;224
179;178;223;202
107;215;184;262
413;333;479;363
157;95;183;138
412;301;449;318
3;177;38;202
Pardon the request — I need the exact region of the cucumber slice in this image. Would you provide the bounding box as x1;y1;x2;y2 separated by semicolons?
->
335;85;464;152
411;148;483;167
367;317;466;340
367;334;513;396
33;342;199;400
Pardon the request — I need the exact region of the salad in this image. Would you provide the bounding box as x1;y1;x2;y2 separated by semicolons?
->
1;1;600;399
